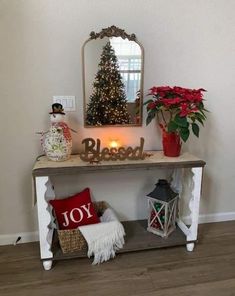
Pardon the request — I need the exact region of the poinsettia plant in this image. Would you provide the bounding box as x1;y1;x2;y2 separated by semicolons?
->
144;86;208;142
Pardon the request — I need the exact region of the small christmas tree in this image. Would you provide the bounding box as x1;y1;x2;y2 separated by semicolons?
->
86;41;130;125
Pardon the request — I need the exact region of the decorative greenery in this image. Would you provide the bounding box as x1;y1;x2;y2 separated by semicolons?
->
144;86;208;142
86;41;130;125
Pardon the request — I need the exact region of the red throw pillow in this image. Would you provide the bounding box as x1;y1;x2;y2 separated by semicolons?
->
49;188;100;230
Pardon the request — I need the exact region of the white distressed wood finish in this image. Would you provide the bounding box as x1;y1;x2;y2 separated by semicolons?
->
173;167;203;251
172;168;192;247
186;167;203;251
171;168;183;194
177;219;190;236
35;177;55;270
42;260;53;271
186;242;195;252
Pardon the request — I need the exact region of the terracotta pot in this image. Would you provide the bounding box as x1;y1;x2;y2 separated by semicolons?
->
162;130;181;157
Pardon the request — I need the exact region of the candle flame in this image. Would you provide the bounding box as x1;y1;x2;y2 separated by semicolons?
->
109;140;119;148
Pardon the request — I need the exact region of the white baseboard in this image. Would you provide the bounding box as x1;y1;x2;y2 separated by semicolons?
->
0;231;39;246
183;211;235;225
198;211;235;224
0;212;234;246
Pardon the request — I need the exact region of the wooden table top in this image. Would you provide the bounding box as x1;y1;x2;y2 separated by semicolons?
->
32;151;206;177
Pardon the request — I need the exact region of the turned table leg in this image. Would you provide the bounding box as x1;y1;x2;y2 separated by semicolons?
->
42;260;53;271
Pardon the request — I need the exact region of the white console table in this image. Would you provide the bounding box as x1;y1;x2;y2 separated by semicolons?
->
32;151;206;270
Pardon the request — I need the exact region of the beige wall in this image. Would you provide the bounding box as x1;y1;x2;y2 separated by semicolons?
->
0;0;235;236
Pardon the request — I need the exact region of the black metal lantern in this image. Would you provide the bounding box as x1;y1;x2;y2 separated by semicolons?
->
147;179;179;237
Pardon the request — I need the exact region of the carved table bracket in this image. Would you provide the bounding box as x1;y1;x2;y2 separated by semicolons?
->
35;176;55;270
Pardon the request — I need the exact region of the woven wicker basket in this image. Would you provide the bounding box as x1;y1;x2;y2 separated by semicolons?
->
57;201;108;254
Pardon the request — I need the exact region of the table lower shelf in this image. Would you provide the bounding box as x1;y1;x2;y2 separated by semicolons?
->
51;220;191;261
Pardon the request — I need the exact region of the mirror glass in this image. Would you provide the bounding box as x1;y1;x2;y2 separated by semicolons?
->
82;27;144;127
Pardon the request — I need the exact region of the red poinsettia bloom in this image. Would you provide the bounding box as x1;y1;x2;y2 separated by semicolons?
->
179;103;198;117
147;101;157;110
179;103;190;117
160;97;182;107
184;93;194;101
173;86;188;95
156;86;173;93
145;85;207;142
149;87;159;95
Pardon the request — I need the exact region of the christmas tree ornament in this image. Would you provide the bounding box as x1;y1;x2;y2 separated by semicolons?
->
41;103;73;161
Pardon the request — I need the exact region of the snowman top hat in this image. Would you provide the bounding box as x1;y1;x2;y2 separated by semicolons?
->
49;103;65;115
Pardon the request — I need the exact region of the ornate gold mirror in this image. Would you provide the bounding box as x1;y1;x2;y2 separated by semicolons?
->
82;26;144;127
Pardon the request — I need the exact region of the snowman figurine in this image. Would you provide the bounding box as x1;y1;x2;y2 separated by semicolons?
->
42;103;72;161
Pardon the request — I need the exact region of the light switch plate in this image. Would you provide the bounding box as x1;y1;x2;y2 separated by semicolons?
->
53;96;76;111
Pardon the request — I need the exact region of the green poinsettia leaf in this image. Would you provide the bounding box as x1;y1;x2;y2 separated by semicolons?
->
196;116;204;126
192;123;200;137
179;128;190;142
143;99;153;106
174;114;188;127
198;102;204;109
168;120;178;132
198;102;210;113
146;111;156;125
199;110;207;119
195;112;206;121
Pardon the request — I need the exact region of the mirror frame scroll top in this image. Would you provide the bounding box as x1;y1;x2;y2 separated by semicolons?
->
82;25;144;127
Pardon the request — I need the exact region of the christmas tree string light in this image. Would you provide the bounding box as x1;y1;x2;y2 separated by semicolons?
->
86;41;131;126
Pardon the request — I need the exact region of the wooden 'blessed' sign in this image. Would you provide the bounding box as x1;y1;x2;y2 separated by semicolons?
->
80;137;146;162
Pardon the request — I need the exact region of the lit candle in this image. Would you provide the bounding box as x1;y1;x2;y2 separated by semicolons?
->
109;139;119;149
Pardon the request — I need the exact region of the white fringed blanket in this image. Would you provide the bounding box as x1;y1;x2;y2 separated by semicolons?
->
78;208;125;264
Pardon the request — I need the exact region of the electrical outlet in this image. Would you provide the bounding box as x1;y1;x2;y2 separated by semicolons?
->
53;96;76;111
